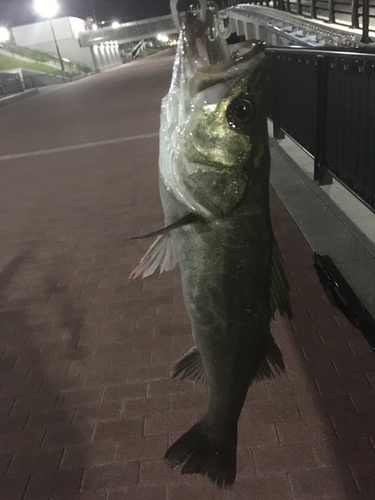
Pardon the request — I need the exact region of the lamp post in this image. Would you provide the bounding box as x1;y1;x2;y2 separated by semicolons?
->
34;0;66;79
89;0;98;25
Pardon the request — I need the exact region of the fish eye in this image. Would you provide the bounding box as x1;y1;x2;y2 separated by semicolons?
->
227;98;256;131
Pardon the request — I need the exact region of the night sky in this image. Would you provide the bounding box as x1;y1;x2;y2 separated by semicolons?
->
0;0;188;28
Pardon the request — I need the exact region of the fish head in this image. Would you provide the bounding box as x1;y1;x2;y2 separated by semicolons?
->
160;5;269;219
184;40;268;175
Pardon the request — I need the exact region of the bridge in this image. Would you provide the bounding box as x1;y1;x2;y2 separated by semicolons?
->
78;14;178;47
77;0;375;49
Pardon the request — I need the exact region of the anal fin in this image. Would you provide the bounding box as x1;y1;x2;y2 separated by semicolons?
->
172;347;208;385
253;335;285;383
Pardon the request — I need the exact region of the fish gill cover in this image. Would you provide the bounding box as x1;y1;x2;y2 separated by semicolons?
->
130;0;292;488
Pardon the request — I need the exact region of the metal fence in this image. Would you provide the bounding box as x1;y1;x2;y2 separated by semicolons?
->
0;72;24;96
239;0;375;42
284;0;375;25
266;47;375;212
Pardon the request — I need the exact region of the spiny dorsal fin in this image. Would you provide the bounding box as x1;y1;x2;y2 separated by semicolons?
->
270;239;292;319
171;346;208;385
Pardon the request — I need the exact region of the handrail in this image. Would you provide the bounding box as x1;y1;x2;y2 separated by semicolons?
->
266;45;375;211
266;46;375;57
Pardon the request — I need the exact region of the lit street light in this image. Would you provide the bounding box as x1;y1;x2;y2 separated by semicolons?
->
157;34;169;44
0;26;10;44
112;21;120;29
89;0;98;25
34;0;66;79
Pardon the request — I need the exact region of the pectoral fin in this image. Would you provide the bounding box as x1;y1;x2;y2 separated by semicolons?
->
269;239;292;318
129;233;177;279
129;213;200;279
127;212;200;240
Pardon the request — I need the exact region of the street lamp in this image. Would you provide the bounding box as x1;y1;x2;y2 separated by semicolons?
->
89;0;98;25
157;34;169;43
34;0;66;79
0;27;10;44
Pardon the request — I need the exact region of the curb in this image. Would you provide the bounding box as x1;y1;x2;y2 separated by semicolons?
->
0;88;39;109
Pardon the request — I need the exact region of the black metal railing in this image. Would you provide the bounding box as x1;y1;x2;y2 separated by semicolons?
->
277;0;375;42
0;73;24;96
288;0;375;24
266;47;375;211
234;0;375;43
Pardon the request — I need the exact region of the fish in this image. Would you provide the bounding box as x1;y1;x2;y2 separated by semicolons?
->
130;1;292;488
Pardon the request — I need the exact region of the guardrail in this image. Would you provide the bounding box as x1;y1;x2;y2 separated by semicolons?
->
266;47;375;212
227;5;364;47
281;0;375;24
0;72;24;96
272;0;375;42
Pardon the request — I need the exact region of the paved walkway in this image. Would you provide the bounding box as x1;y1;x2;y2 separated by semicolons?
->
0;52;374;499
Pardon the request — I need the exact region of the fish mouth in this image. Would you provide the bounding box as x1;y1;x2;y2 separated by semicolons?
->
190;41;265;97
181;2;265;98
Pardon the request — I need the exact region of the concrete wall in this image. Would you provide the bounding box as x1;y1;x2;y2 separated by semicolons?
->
91;43;122;71
22;69;64;88
230;15;294;46
246;22;257;40
12;18;81;45
11;17;121;72
237;19;245;37
24;38;95;69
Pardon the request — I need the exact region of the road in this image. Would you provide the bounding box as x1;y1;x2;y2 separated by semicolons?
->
0;50;374;499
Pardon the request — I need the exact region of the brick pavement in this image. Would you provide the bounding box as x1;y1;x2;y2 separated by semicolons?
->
0;52;374;499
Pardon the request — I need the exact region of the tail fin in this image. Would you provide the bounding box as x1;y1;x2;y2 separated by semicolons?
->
164;420;237;488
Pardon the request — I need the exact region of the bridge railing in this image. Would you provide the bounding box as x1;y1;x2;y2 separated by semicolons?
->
273;0;375;42
266;47;375;212
283;0;375;23
0;72;24;96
